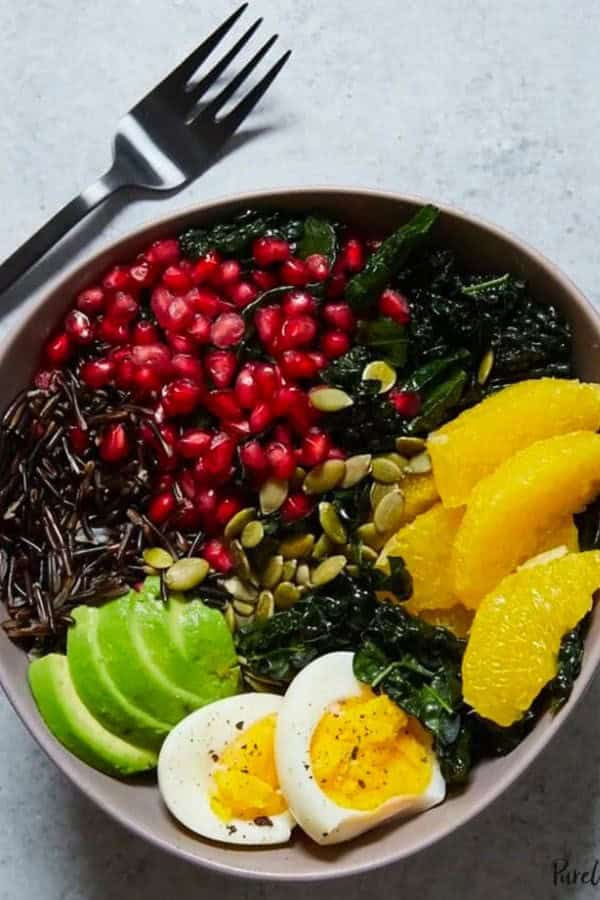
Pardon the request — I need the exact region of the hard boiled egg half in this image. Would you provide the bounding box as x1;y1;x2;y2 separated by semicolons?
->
275;651;445;845
158;693;295;845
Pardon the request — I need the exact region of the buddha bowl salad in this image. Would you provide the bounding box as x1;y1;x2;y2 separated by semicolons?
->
3;204;600;847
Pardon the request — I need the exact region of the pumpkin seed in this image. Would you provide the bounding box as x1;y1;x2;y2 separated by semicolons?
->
359;544;379;563
341;454;372;488
143;565;158;576
371;457;404;484
404;451;432;474
395;436;426;457
308;386;354;412
230;540;253;582
255;590;275;622
319;502;347;544
281;559;298;582
224;603;236;632
260;555;284;589
241;520;264;549
259;477;288;514
303;459;346;494
143;547;174;570
223;507;256;539
312;555;346;586
361;360;397;393
295;562;311;586
244;672;279;693
374;488;406;533
346;563;359;577
382;452;408;469
477;348;495;385
356;522;386;550
222;575;258;604
370;481;396;510
312;533;334;559
279;533;315;559
274;581;300;610
233;599;255;617
164;557;209;591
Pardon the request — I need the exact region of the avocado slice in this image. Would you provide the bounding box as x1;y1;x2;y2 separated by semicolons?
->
96;593;204;725
67;606;170;751
28;654;157;777
128;589;240;704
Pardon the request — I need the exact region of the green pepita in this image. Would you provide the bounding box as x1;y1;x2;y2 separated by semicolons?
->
259;477;288;515
142;547;174;570
303;459;346;494
279;533;315;559
308;386;354;412
244;672;280;693
274;581;300;610
359;544;379;563
164;557;209;591
370;481;396;510
361;360;397;393
222;576;258;604
395;436;426;457
260;554;284;589
477;348;495;385
312;533;334;559
255;590;275;622
404;451;432;474
230;540;253;582
223;507;256;539
356;522;386;550
340;454;372;488
233;599;255;617
371;457;404;484
295;562;311;586
374;488;406;533
241;520;264;549
224;603;236;633
281;559;298;582
318;502;347;544
312;555;346;586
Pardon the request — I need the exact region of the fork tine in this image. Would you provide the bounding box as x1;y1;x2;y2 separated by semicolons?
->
156;4;248;95
184;17;263;109
196;34;280;121
215;50;292;136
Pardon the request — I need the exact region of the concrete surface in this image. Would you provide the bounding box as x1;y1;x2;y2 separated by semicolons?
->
1;0;600;897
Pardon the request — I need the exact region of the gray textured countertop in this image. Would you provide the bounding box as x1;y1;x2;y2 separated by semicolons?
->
1;1;600;897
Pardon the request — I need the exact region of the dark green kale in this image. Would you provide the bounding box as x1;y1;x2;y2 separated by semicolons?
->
297;216;337;262
575;498;600;550
179;209;305;259
363;318;409;367
321;346;373;392
406;367;469;434
345;205;440;313
547;618;588;713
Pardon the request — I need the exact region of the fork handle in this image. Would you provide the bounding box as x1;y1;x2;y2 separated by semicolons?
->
0;168;126;297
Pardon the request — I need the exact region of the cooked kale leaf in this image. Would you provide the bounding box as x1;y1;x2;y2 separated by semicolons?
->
179;209;305;259
297;216;337;262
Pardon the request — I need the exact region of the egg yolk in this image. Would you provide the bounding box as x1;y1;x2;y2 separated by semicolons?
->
310;689;433;811
210;714;287;821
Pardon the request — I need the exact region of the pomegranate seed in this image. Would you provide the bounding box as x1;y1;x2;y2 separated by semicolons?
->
366;236;383;253
76;287;105;316
177;429;212;458
282;290;318;318
107;291;139;324
163;265;192;294
164;297;194;332
131;343;172;374
279;316;317;350
378;289;411;324
69;425;89;454
155;473;175;492
326;271;347;299
390;389;421;417
80;358;114;388
154;424;178;471
255;305;282;347
227;280;258;309
170;354;203;384
130;260;157;289
147;239;181;268
279;257;309;286
191;251;222;285
288;397;319;435
205;432;236;475
132;320;159;345
98;317;130;345
215;260;241;287
100;423;130;462
210;312;245;348
165;331;195;355
162;379;203;417
308;350;328;370
216;494;243;526
203;539;233;573
239;440;269;475
114;358;136;389
320;330;351;359
272;385;305;417
178;469;197;500
234;367;259;410
249;402;274;433
147;490;176;524
207;390;243;421
300;428;331;466
253;236;290;267
109;345;133;364
190;287;221;318
34;369;59;391
305;253;330;282
280;492;314;523
273;423;293;446
45;333;72;367
196;487;218;519
205;349;237;388
134;365;163;396
64;310;94;344
254;363;281;400
176;499;203;530
266;441;296;479
188;314;211;344
150;286;173;329
103;266;132;292
328;447;347;460
280;350;319;380
251;269;278;291
322;303;355;332
342;238;365;273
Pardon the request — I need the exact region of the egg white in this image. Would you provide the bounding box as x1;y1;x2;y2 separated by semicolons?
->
158;693;295;845
275;651;445;846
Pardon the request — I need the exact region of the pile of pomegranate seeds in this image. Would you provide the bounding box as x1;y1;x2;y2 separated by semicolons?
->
35;219;416;568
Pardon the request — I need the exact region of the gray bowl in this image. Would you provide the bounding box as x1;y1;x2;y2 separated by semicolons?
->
1;188;599;881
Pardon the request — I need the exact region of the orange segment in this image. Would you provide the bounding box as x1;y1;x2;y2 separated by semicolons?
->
397;473;439;527
417;605;474;638
452;432;600;607
428;379;600;507
462;551;600;726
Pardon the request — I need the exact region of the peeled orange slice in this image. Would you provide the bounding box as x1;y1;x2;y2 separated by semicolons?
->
417;605;474;638
428;379;600;507
462;551;600;726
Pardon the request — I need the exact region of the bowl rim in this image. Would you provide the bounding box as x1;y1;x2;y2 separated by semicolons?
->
2;184;600;882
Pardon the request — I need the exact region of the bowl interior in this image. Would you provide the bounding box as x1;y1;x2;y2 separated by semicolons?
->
1;187;599;881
